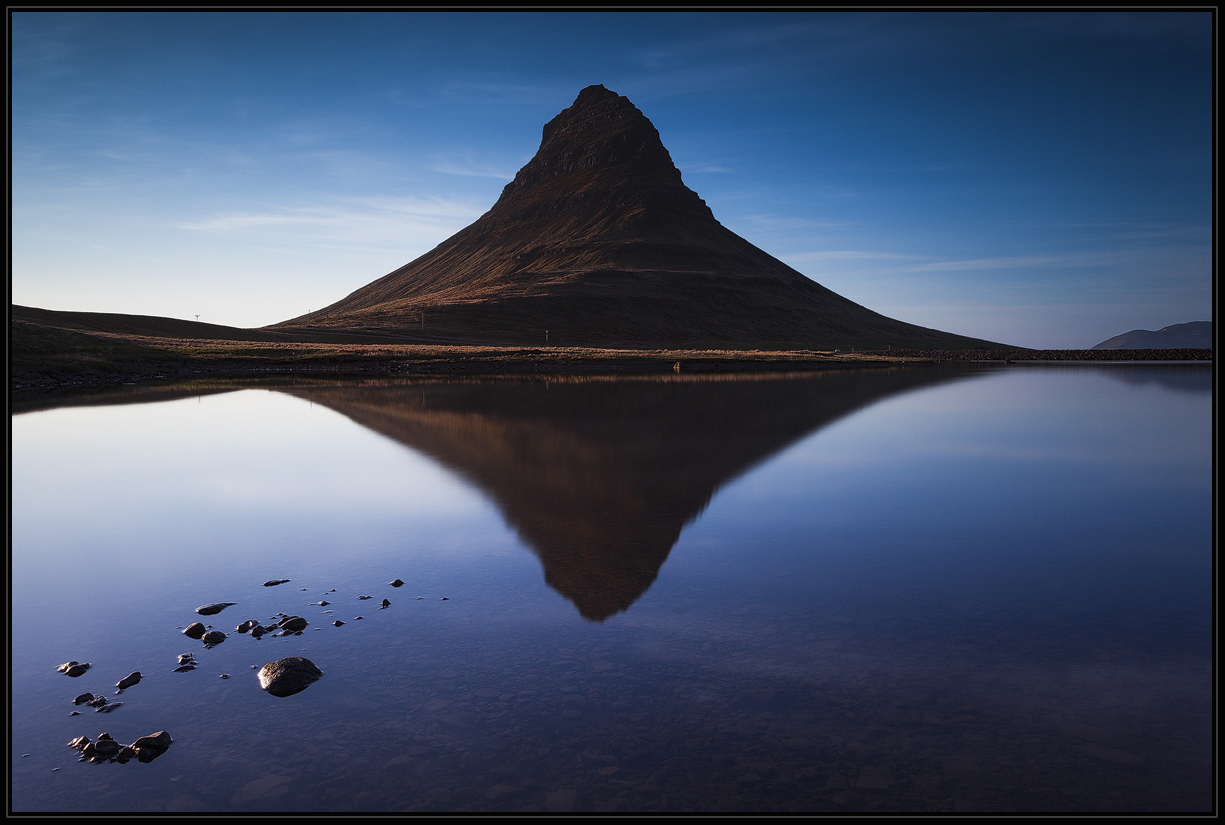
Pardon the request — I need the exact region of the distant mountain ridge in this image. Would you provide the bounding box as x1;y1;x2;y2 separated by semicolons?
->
1092;321;1212;350
270;85;1007;350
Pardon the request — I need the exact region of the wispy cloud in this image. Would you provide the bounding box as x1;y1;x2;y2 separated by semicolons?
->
428;154;517;180
784;250;917;263
897;252;1123;273
179;196;484;246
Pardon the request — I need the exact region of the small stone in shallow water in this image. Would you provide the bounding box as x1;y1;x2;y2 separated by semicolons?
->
236;620;258;634
132;731;173;762
177;653;196;665
57;661;91;677
115;672;141;691
94;739;120;758
258;657;323;698
358;595;372;600
263;579;290;587
96;702;122;713
220;674;229;679
195;603;236;616
277;616;308;633
183;623;207;639
333;620;344;627
173;665;196;673
73;693;95;706
201;630;226;648
390;579;404;587
380;599;391;608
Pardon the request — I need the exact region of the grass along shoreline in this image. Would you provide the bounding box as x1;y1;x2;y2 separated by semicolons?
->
10;323;1212;397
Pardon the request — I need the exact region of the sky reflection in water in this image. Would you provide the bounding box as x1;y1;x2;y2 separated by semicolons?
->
10;364;1211;813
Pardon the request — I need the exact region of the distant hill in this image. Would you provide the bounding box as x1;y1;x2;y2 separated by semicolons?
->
270;85;1009;351
1092;321;1212;350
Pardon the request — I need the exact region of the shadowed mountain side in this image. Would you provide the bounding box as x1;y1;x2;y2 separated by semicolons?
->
282;367;988;620
272;86;1006;350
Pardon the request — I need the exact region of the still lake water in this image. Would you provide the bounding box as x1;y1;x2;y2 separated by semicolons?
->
10;363;1212;813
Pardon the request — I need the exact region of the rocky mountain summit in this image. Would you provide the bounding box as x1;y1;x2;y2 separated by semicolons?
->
272;85;1002;350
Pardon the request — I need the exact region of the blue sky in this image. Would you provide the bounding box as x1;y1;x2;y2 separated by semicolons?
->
11;11;1212;348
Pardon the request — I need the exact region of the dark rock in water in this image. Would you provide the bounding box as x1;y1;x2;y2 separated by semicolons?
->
236;619;258;634
317;600;330;607
115;672;141;691
380;599;391;608
68;735;90;751
132;731;172;762
196;602;236;615
86;694;108;708
263;579;291;587
358;595;372;600
258;656;323;697
116;745;136;764
277;616;308;633
173;664;196;673
132;731;172;751
96;702;122;713
183;622;207;639
57;661;90;677
177;653;196;665
94;738;120;758
73;693;95;706
333;620;344;627
201;630;227;648
390;579;404;587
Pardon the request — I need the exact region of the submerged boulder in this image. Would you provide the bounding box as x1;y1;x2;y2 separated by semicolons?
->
183;622;207;639
195;603;236;616
277;616;308;633
258;657;323;697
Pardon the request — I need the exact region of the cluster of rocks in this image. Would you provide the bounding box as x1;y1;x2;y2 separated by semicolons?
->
182;622;227;648
71;692;119;714
62;668;141;715
54;574;414;774
235;614;309;639
67;731;171;764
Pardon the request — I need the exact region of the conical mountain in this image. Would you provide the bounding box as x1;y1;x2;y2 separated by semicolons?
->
272;85;1000;349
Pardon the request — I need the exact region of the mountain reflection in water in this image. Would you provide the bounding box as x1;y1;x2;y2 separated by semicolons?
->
281;367;984;620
